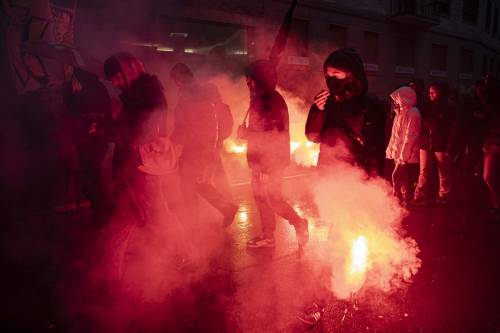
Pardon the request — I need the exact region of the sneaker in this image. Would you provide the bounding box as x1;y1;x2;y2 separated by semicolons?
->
297;302;324;326
294;218;309;248
247;236;275;248
223;204;238;227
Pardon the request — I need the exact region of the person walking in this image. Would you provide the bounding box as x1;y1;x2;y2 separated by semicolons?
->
238;60;309;249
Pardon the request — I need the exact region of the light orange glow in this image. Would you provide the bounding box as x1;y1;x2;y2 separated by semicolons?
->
224;139;247;154
290;141;301;153
278;87;320;167
223;136;319;168
216;82;319;166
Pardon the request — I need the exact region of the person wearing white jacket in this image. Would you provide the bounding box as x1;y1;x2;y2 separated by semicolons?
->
386;86;422;204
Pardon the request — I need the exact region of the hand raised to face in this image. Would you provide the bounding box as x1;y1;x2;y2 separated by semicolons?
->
313;90;330;111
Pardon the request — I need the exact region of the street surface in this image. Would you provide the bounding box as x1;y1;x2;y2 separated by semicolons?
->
2;160;500;333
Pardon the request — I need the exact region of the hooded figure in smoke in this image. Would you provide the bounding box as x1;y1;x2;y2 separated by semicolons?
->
104;52;171;224
305;48;386;175
170;63;238;227
237;60;308;249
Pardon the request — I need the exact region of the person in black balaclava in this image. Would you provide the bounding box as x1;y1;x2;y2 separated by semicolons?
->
237;60;308;249
305;48;386;175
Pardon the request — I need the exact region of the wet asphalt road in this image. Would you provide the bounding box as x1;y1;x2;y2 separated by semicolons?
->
2;164;500;333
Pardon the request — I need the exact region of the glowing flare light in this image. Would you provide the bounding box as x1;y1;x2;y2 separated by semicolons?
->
224;139;247;154
224;137;319;167
349;235;368;275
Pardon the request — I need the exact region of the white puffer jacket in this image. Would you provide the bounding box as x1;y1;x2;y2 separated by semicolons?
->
386;86;421;163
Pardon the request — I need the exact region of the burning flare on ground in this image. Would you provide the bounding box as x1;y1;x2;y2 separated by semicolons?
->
312;161;421;300
350;235;368;275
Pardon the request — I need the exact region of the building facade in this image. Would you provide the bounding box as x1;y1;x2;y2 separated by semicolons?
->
77;0;500;98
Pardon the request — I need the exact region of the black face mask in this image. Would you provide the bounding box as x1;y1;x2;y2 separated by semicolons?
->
325;75;362;103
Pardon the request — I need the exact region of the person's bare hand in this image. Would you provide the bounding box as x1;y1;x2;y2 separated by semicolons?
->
313;90;330;110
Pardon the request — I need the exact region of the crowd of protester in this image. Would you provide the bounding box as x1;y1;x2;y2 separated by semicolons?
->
383;74;500;223
3;40;499;328
9;46;500;250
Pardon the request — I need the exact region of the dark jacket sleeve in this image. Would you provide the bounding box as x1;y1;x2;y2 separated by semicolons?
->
305;104;326;143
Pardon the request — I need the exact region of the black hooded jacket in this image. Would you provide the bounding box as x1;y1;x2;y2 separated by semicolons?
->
305;48;386;174
419;83;459;153
244;60;290;173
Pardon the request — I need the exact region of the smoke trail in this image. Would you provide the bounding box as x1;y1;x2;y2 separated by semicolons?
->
311;151;421;299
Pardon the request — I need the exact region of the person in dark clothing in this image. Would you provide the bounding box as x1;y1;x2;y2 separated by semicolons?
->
170;63;238;227
476;75;500;222
458;85;487;180
237;60;308;249
305;48;386;176
104;52;172;225
413;82;459;205
62;67;114;219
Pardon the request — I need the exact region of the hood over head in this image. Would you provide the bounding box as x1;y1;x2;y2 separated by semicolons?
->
245;60;278;93
170;63;195;87
390;86;417;110
323;48;368;100
104;52;145;89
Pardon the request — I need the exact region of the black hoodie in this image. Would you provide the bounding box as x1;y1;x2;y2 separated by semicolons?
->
419;82;459;153
244;60;290;173
305;48;385;174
